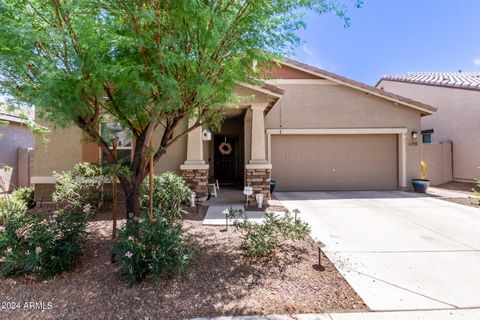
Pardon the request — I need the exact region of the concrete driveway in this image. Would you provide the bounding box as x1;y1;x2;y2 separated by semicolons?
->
275;191;480;312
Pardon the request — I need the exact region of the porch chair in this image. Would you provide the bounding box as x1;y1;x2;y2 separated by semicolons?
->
208;178;220;197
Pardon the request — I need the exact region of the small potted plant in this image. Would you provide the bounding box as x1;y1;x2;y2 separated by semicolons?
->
412;161;430;193
270;180;277;194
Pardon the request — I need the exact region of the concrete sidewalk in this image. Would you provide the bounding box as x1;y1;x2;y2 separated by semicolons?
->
192;308;480;319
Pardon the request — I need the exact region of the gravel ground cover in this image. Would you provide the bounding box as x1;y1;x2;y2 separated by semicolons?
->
0;206;366;319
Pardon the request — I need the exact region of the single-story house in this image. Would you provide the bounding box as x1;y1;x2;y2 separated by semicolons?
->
31;59;436;202
0;108;34;193
377;72;480;182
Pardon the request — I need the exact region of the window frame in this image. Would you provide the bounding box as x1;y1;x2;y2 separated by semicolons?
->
99;122;134;164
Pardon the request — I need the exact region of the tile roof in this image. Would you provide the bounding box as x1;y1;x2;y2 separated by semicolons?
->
379;72;480;90
0;102;34;123
280;58;437;115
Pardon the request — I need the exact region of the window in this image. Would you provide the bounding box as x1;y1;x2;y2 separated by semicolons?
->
422;134;432;144
100;122;132;164
421;129;434;144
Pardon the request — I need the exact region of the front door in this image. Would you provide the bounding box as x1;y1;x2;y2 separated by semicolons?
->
214;135;240;185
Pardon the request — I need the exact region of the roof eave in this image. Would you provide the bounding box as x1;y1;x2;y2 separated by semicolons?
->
276;58;437;115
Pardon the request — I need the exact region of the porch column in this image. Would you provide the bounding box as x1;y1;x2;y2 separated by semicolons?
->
180;118;209;201
183;119;205;165
249;103;268;164
246;103;271;207
398;133;407;190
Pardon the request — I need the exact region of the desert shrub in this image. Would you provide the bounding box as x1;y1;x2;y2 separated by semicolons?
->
474;180;480;205
0;201;90;278
52;162;111;212
139;172;191;223
0;197;27;224
112;216;191;285
12;187;36;209
233;211;311;258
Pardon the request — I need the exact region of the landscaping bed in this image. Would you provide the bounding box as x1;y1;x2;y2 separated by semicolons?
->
1;206;366;319
434;181;479;208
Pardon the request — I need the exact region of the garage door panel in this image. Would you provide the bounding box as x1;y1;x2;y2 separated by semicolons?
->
272;134;397;191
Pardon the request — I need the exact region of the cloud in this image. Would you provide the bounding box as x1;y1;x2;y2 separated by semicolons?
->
475;57;480;66
301;43;314;57
295;43;323;69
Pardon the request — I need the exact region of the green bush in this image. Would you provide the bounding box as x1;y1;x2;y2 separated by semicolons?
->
112;216;191;285
140;172;191;223
52;162;111;212
474;180;480;205
12;187;36;209
0;200;90;278
233;211;311;258
0;197;27;225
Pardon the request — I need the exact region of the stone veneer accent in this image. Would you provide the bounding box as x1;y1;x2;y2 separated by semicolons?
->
181;169;209;202
245;168;271;206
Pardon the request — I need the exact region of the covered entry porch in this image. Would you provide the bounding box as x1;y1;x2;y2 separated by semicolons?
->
179;83;283;204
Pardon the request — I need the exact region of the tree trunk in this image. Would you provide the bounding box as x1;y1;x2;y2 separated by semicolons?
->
122;178;142;218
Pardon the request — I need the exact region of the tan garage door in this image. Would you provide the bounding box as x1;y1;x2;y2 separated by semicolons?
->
271;134;398;191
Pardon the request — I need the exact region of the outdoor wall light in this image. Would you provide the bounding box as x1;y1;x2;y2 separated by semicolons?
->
411;131;418;139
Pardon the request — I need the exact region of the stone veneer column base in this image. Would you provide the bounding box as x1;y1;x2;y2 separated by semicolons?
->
180;164;209;202
245;164;272;207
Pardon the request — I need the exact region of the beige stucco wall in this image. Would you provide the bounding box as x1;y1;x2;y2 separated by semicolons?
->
421;142;453;186
33;118;187;177
378;80;480;181
265;83;424;187
0;122;34;191
152;120;188;174
33;119;83;176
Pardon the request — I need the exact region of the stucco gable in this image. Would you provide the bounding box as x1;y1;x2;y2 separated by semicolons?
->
261;62;323;80
273;58;437;116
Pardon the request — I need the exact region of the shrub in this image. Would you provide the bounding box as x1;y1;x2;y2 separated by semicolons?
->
52;162;111;212
0;197;27;224
139;172;191;223
112;216;191;285
233;211;311;258
0;200;90;278
474;180;480;205
12;187;36;209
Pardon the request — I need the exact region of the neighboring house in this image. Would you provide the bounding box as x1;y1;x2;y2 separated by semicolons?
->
377;72;480;182
31;59;436;202
0;109;34;193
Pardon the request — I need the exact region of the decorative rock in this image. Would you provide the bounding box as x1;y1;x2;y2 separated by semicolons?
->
181;168;209;202
245;168;271;206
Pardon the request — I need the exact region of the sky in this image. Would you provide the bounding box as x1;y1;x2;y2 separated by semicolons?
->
292;0;480;85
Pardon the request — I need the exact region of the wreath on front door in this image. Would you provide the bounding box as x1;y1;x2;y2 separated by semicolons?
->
219;137;232;155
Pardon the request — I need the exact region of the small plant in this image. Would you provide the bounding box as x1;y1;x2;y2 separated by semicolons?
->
139;172;191;223
0;200;90;278
52;162;111;212
473;179;480;205
233;211;310;258
0;197;27;225
112;216;192;285
12;187;36;209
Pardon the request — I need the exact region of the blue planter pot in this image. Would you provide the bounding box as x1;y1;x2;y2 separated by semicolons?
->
270;180;277;194
412;179;430;193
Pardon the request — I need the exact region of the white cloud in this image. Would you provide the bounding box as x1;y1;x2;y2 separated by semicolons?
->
301;43;314;57
296;43;323;69
474;57;480;66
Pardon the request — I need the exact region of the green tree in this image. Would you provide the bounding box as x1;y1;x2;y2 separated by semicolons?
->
0;0;360;216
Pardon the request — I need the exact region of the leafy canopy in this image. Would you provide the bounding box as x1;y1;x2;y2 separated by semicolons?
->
0;0;360;213
0;0;360;142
